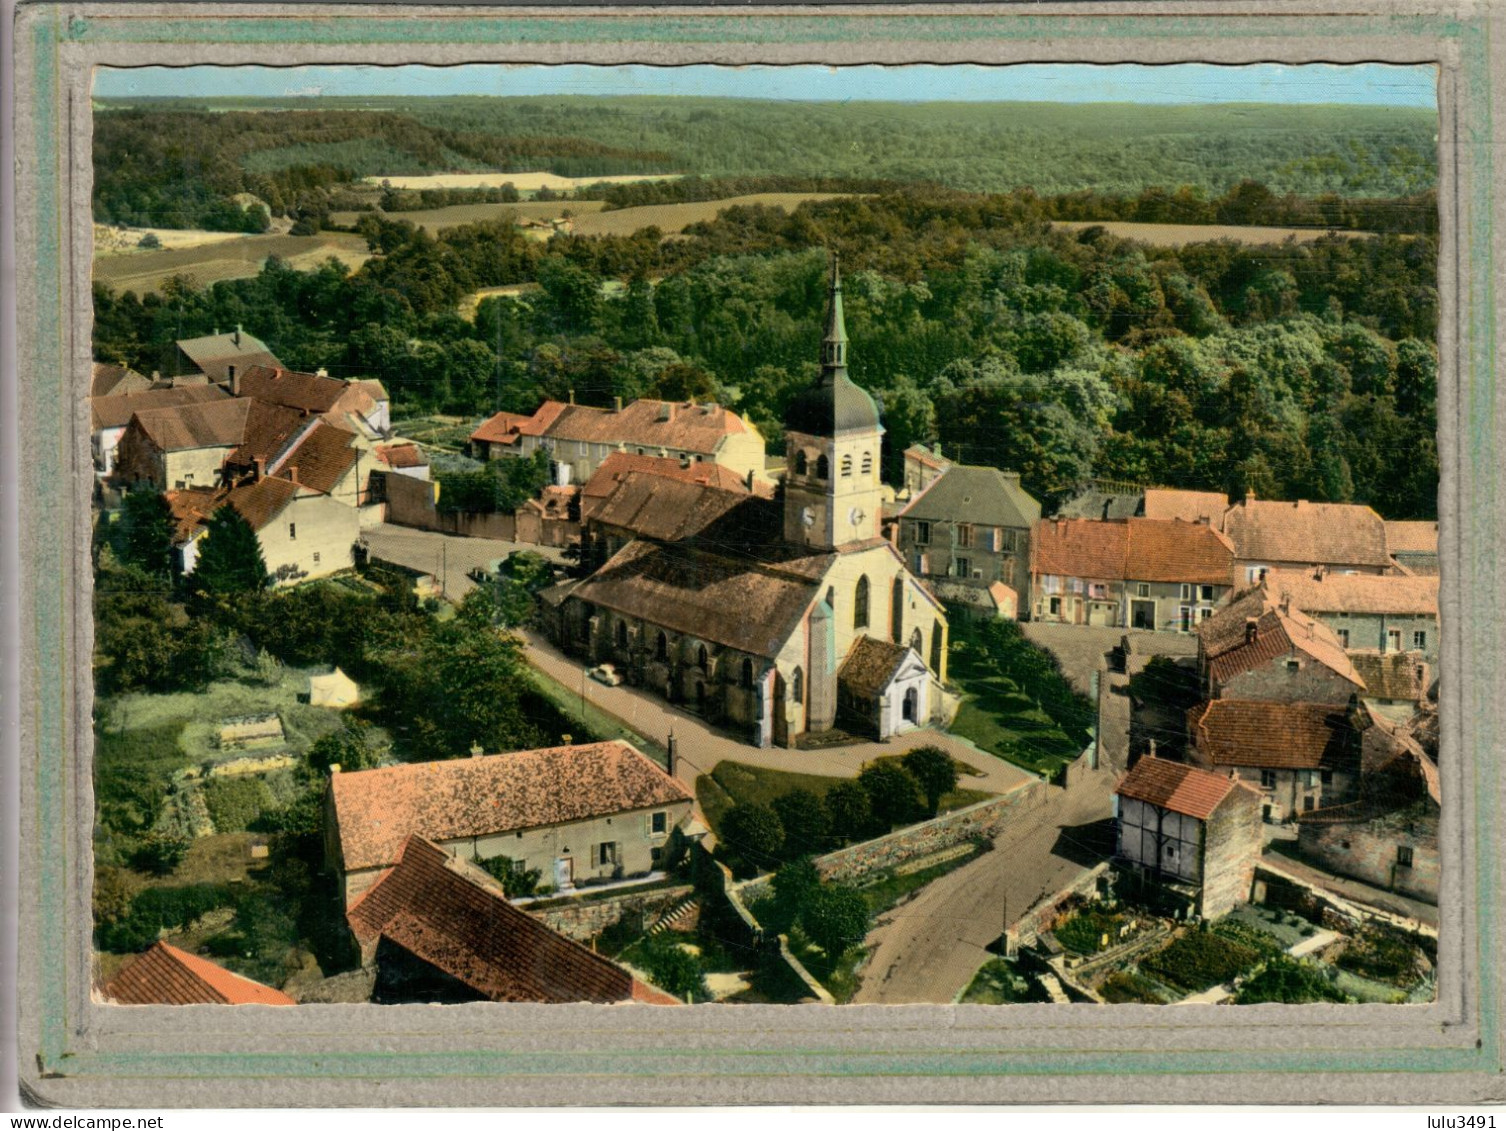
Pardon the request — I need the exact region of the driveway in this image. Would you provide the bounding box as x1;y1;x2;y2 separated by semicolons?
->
521;630;1036;798
362;522;566;599
851;766;1117;1004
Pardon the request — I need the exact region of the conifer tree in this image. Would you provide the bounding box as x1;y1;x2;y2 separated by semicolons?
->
190;505;270;594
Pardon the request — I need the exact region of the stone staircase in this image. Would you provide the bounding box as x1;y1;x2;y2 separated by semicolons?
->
647;896;699;936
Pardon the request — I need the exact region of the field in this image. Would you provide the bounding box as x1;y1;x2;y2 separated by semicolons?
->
328;199;608;232
1050;219;1378;246
92;231;372;296
363;171;682;192
573;193;850;238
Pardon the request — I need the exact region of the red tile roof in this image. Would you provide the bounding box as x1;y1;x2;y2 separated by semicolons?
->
1261;569;1438;617
1220;497;1390;569
235;365;348;414
268;420;359;495
373;442;427;470
347;836;642;1004
1115;756;1240;820
1385;521;1439;555
1198;587;1364;690
330;741;692;872
581;451;752;499
1031;518;1128;580
1188;700;1356;770
1031;518;1234;584
470;402;569;445
102;942;295;1005
471;399;754;455
589;472;752;542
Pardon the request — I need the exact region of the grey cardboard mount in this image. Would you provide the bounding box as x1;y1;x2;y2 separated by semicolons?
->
11;1;1506;1108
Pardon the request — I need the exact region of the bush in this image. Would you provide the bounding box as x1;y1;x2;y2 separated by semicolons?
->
97;882;233;952
136;232;162;249
719;802;784;875
770;790;830;859
475;854;543;898
902;745;959;817
1236;956;1352;1004
130;830;193;877
1052;906;1128;955
857;761;924;831
634;933;709;1002
203;777;274;834
1335;927;1424;988
1141;928;1260;992
822;780;871;845
799;883;871;961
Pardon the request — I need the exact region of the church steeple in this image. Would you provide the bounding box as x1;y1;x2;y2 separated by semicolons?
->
820;252;847;378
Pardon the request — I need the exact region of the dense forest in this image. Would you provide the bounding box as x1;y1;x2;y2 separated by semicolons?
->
93;97;1437;230
93;182;1439;519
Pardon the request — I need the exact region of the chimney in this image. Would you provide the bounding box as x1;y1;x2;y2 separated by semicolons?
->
1245;617;1259;644
289;465;299;486
253;456;266;480
745;468;755;492
614;395;623;413
228;364;239;396
666;731;678;779
568;388;576;405
234;323;242;347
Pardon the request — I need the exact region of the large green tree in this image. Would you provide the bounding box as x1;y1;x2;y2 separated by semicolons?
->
118;488;178;580
901;746;959;818
190;506;270;595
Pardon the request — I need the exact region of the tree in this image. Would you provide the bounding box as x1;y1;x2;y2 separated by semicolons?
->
822;780;872;844
132;830;192;877
858;762;924;831
770;857;822;932
190;505;270;595
902;746;959;817
771;790;831;859
719;802;785;874
306;723;378;776
118;488;177;580
800;883;871;960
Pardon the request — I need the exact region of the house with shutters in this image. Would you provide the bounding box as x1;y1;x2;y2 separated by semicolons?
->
1220;494;1394;584
1259;568;1439;663
470;394;767;487
1195;586;1366;704
1028;517;1236;631
346;835;678;1005
540;258;950;749
894;463;1041;608
1186;699;1361;823
325;740;696;907
1113;755;1263;919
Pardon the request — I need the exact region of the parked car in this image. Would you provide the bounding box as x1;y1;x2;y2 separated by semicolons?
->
589;663;624;687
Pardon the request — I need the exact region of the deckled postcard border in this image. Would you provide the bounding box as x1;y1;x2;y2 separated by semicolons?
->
12;1;1504;1107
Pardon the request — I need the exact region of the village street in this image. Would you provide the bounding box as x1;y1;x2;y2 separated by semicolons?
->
361;522;566;599
851;765;1117;1004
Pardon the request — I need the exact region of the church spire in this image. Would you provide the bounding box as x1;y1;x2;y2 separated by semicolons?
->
820;251;847;380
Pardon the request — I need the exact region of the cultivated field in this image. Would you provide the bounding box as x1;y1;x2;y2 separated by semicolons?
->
92;232;372;296
1049;220;1378;246
362;171;683;192
570;193;850;238
327;199;608;233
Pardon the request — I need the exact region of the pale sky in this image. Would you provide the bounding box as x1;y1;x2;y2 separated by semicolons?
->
94;62;1437;108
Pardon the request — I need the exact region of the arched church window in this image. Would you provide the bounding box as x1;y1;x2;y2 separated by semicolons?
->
816;454;830;480
854;575;870;630
861;451;873;476
697;644;709;672
910;627;923;654
616;621;628;649
840;454;853;477
656;631;668;662
794;450;808;476
740;658;755;689
792;667;804;704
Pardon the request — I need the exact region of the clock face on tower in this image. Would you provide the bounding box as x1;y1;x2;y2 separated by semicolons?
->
802;506;816;528
849;506;866;527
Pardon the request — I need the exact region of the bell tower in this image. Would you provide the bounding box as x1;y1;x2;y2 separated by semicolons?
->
782;254;885;549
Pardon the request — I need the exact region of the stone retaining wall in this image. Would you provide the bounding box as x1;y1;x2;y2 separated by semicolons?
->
524;883;692;943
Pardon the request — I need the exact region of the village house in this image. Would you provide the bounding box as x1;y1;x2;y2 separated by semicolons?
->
88;383;230;477
112;398;305;493
578;451;759;526
541;259;951;749
1113;755;1263;919
370;441;430;481
836;635;936;740
233;364;391;440
470;394;766;486
1347;651;1432;716
346;835;676;1005
894;462;1041;606
1028;517;1236;631
1219;494;1393;583
90;360;152;399
1260;568;1439;663
101;941;295;1006
514;484;580;548
167;474;360;585
1187;699;1361;823
1141;487;1230;524
172;325;283;385
900;442;951;498
1195;587;1366;704
325;740;696;907
1385;520;1440;575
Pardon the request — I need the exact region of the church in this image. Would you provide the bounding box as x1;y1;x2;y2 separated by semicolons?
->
541;257;950;749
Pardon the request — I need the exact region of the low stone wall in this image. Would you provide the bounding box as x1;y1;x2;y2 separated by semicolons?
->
777;935;836;1005
1010;861;1112;950
524;883;692;943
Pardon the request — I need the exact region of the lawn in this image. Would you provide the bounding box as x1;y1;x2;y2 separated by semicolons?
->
947;671;1084;778
854;842;990;917
695;759;994;840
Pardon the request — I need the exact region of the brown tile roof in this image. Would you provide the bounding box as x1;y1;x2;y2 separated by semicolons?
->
589;473;752;543
581;451;752;500
236;365;358;415
227;401;313;469
373;442;427;470
1142;488;1229;524
102;942;295;1005
548;400;754;454
330;741;692;872
91;362;152;399
839;635;915;697
129;398;253;451
1385;521;1439;554
1220;497;1390;569
352;378;390;403
1188;700;1356;771
222;476;302;532
1031;518;1233;584
164;487;225;542
1261;569;1438;617
1115;756;1242;820
91;384;231;431
567;540;820;659
347;836;639;1004
1198;588;1364;690
470;402;569;445
1350;651;1429;701
268;420;359;495
176;329;282;382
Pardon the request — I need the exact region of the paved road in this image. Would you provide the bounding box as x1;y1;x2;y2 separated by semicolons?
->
522;630;1036;799
361;523;566;599
852;766;1117;1004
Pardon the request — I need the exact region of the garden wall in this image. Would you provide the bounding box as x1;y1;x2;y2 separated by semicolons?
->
1010;861;1111;950
383;470;519;541
524;883;692;943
